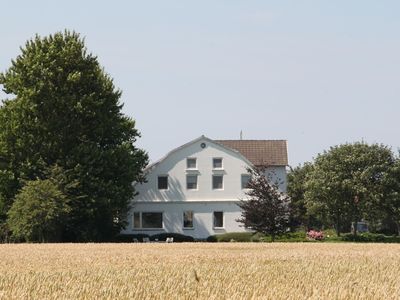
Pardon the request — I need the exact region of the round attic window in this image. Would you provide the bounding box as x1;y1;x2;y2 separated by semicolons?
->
200;143;206;149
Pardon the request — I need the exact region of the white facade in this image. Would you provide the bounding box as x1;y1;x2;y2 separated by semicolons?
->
121;136;287;239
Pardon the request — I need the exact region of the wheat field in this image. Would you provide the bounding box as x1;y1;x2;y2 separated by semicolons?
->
0;243;399;299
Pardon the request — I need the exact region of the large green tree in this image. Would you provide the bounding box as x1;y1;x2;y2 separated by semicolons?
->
0;31;148;241
305;143;395;236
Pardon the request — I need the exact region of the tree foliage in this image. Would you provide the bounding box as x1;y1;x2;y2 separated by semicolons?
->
287;162;315;230
7;179;70;242
237;167;290;241
0;31;148;241
304;143;395;236
380;159;400;235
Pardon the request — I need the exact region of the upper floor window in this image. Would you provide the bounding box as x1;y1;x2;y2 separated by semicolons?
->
158;175;168;190
213;158;223;169
241;174;251;189
212;175;223;189
187;158;197;169
186;175;198;190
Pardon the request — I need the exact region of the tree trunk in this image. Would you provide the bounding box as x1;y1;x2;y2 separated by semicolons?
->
335;219;341;236
395;221;400;237
353;220;358;236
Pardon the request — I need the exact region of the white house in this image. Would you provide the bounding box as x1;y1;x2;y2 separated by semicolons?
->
121;136;288;239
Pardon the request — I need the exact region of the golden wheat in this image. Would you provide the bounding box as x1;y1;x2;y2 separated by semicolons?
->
0;243;399;299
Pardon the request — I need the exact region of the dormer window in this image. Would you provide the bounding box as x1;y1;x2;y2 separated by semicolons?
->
187;158;197;169
213;158;223;169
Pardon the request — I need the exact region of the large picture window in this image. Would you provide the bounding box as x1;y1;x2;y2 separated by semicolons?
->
183;211;194;228
213;211;224;228
133;212;163;229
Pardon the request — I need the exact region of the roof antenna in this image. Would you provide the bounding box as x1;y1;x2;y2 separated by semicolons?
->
240;130;243;140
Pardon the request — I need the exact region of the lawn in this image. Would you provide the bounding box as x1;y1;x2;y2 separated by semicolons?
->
0;243;399;299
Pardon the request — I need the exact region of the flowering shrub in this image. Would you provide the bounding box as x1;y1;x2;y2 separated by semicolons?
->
307;230;324;241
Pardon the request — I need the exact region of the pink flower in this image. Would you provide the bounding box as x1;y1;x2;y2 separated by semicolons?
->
307;230;324;241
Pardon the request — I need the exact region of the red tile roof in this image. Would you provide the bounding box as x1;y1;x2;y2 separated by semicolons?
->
216;140;288;166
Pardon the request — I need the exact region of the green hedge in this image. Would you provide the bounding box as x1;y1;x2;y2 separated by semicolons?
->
207;232;310;243
339;233;400;243
207;232;265;242
206;231;400;243
117;231;400;243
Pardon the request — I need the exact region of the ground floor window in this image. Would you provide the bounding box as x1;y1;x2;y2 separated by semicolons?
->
183;211;194;228
133;212;141;228
213;211;224;228
133;212;163;229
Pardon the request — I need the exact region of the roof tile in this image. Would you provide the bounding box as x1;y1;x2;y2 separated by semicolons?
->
215;140;288;166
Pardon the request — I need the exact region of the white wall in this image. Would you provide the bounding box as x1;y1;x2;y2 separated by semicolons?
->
125;137;287;239
121;201;251;239
133;137;287;203
264;167;287;193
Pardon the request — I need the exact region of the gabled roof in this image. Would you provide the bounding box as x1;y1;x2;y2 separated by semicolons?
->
215;140;288;166
145;135;253;172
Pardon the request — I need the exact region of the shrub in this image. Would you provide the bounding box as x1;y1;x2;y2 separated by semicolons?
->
260;231;307;242
307;230;324;241
323;228;338;238
206;235;218;242
7;179;70;242
341;233;386;242
150;233;194;243
285;231;307;239
206;232;263;242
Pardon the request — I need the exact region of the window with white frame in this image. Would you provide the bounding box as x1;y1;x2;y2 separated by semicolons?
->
186;158;197;169
183;211;194;228
213;158;223;169
213;211;224;228
241;174;251;189
158;175;168;190
186;175;198;190
212;175;223;189
133;212;163;229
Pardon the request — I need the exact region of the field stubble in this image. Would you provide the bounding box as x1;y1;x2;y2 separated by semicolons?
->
0;243;399;299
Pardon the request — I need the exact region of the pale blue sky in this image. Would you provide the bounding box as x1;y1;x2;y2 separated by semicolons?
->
1;1;400;166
